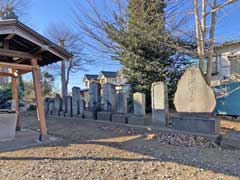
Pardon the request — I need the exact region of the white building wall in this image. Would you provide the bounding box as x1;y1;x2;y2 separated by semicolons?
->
212;44;240;81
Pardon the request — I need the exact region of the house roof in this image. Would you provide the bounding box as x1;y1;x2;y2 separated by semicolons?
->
215;40;240;49
84;74;98;81
99;71;117;78
0;19;72;66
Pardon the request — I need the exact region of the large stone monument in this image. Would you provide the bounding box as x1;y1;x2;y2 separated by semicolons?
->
133;92;146;116
174;68;216;113
84;82;101;119
97;83;116;121
151;82;169;126
172;67;219;135
72;87;81;116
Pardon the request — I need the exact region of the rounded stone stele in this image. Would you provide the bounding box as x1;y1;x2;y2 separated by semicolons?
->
174;67;216;113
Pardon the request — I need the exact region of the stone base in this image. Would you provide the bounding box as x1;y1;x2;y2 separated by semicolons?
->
152;110;168;126
72;114;84;119
97;111;112;121
83;110;97;120
64;113;73;117
171;115;220;135
0;113;17;141
112;113;128;124
127;114;151;126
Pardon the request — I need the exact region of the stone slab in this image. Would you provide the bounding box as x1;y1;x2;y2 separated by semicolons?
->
133;92;146;116
171;116;220;135
174;67;216;113
97;111;112;121
112;113;128;124
72;87;81;116
102;83;116;111
116;93;128;113
0;113;17;141
151;82;169;126
83;110;97;120
89;82;101;110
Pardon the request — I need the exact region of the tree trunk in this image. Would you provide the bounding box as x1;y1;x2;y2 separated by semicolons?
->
194;0;205;73
206;0;217;85
60;40;68;113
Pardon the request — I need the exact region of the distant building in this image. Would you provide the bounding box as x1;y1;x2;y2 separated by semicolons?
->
98;71;117;86
83;74;98;89
83;71;128;88
82;70;130;93
212;41;240;82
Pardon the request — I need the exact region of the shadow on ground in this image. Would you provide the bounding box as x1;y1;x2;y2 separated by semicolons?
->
0;111;240;178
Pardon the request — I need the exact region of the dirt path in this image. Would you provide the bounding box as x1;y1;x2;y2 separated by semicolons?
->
0;112;240;180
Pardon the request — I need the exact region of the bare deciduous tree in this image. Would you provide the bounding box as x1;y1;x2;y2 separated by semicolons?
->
193;0;237;84
0;0;30;16
73;0;194;60
46;23;90;112
73;0;238;87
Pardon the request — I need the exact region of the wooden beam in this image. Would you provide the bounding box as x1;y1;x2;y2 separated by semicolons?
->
18;69;32;75
31;58;47;137
0;62;35;70
0;48;34;59
11;68;20;131
4;39;9;49
5;34;15;40
0;72;17;77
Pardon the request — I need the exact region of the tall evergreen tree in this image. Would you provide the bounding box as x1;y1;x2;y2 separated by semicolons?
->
105;0;181;106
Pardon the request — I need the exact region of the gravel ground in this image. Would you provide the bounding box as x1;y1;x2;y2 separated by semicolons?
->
0;112;240;180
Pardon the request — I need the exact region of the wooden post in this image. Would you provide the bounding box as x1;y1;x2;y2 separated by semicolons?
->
11;68;20;131
31;58;47;136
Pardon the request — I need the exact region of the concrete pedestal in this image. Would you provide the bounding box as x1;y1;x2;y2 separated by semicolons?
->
83;110;97;120
127;114;152;126
112;113;128;124
171;114;220;135
97;111;112;121
0;113;17;141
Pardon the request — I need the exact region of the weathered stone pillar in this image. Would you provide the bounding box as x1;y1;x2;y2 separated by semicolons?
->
102;83;116;111
151;82;169;126
72;87;81;116
84;82;100;120
116;93;128;113
79;97;85;115
133;92;146;116
88;82;101;110
54;94;62;116
44;97;50;115
66;96;72;117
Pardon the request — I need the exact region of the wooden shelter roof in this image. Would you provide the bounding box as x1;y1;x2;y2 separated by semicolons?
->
0;19;72;66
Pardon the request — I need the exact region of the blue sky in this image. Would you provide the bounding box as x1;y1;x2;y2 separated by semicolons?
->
21;0;121;90
19;0;240;90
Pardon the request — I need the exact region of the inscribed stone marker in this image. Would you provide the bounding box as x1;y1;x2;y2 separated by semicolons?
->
133;92;146;116
151;82;169;126
174;67;216;113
